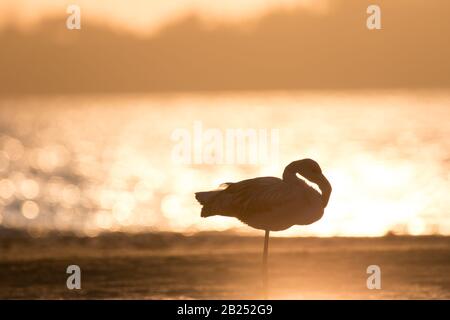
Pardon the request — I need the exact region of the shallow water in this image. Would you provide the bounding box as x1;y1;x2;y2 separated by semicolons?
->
0;234;449;299
0;91;449;237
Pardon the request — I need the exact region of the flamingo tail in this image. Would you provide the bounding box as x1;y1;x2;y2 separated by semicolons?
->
195;191;223;217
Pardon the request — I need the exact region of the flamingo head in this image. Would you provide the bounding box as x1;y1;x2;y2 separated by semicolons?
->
283;158;332;206
294;158;323;182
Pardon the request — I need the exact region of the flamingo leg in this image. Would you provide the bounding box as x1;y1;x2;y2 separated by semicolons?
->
262;229;270;299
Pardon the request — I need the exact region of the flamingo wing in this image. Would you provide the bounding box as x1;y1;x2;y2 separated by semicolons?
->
224;177;306;219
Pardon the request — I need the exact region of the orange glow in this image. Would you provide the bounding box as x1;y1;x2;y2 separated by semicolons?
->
0;0;328;34
21;200;39;219
2;92;448;237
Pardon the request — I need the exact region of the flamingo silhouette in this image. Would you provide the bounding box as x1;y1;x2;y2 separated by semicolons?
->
195;159;332;298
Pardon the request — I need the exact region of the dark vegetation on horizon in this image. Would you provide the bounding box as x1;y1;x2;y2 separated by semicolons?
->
1;0;450;95
0;225;446;241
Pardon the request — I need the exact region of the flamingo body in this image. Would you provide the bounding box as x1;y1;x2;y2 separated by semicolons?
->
195;159;332;231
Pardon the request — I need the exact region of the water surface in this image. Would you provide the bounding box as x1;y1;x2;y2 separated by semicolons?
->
0;91;449;236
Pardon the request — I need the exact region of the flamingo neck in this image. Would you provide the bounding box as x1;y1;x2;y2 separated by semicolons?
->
282;163;299;184
316;175;332;208
282;165;332;208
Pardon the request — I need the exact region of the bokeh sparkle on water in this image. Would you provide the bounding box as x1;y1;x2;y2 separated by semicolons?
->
0;92;449;237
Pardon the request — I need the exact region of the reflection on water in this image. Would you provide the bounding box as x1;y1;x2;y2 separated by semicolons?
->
0;92;449;237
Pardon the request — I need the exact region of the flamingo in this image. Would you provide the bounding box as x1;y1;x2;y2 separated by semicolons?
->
195;158;332;298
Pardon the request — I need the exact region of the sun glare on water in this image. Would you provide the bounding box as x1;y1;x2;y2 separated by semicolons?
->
0;92;449;237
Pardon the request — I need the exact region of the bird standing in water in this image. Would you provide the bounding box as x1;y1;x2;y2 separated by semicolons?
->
195;159;332;298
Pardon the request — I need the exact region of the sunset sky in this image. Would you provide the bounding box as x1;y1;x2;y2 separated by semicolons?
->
0;0;325;33
0;0;449;238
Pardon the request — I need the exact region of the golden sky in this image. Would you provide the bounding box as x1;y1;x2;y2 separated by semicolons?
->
0;0;326;34
0;1;449;237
